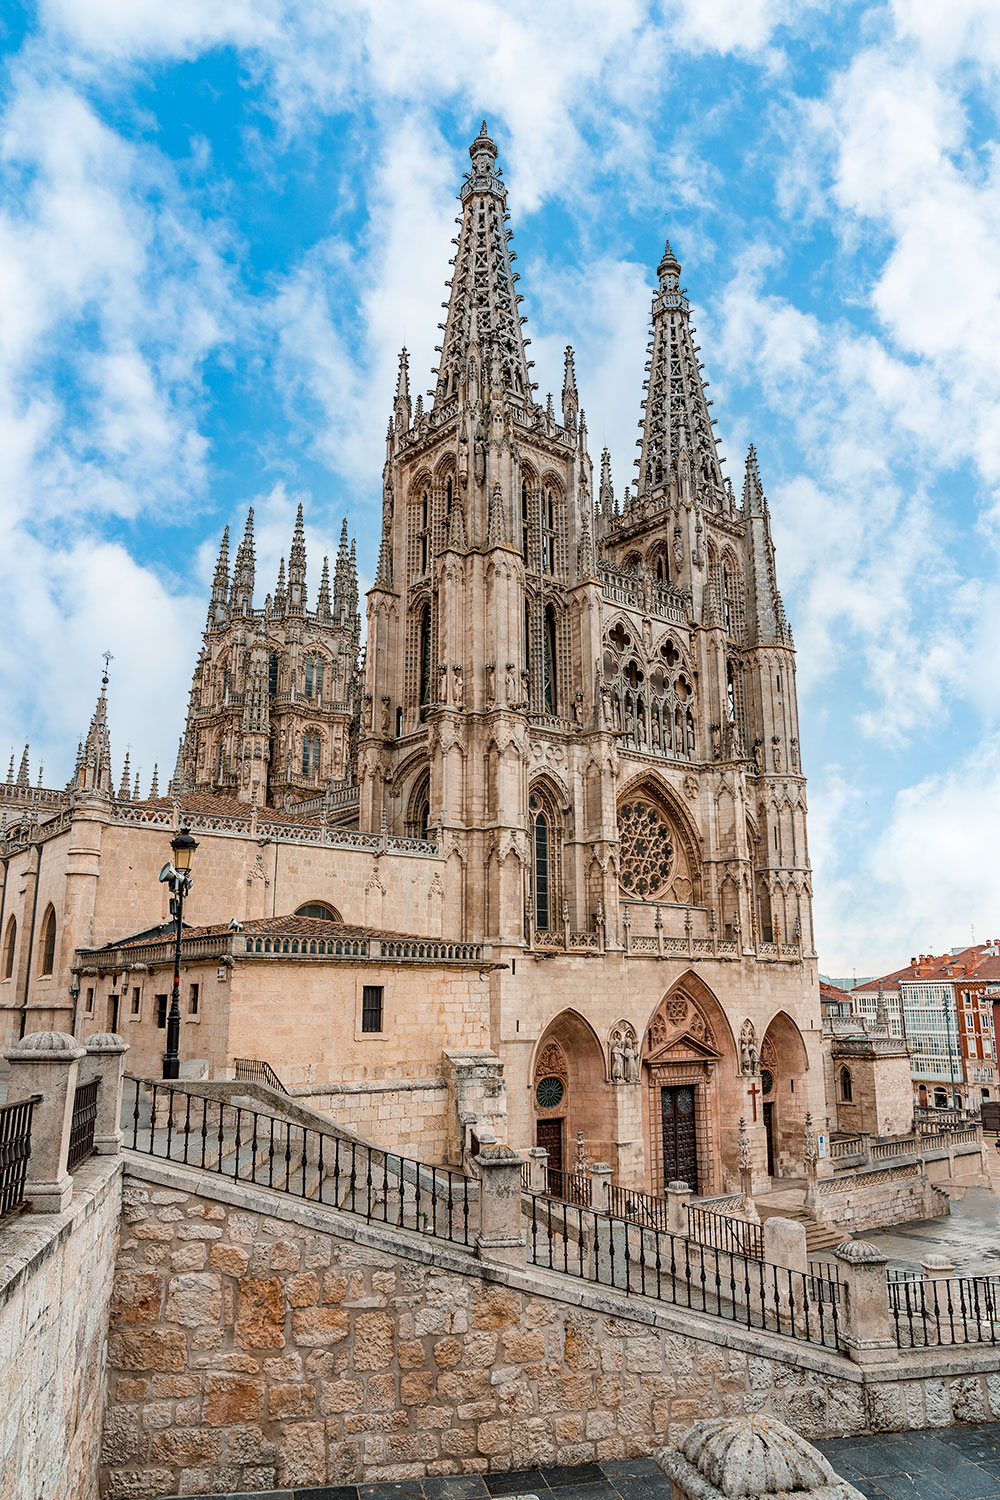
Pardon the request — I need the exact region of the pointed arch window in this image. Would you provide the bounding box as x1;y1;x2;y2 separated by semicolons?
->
418;604;431;720
302;733;322;778
521;481;530;564
2;917;15;980
542;486;556;573
726;662;736;724
722;566;732;634
420;487;430;576
268;652;279;697
305;655;324;700
655;552;669;584
543;605;557;714
530;794;550;932
840;1067;853;1103
216;742;225;780
39;907;56;976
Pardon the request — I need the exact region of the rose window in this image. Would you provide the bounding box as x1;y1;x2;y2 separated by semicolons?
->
618;800;675;898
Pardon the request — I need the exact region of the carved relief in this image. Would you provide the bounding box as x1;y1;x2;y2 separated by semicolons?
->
609;1021;640;1084
738;1019;759;1076
646;989;717;1057
535;1040;568;1084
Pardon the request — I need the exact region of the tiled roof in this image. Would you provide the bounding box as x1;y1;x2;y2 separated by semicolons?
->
819;980;849;1002
126;792;328;829
83;914;435;953
853;944;1000;993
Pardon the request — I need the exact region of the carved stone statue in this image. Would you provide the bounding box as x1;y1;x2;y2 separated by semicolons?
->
505;662;517;704
739;1019;759;1077
380;696;391;736
573;689;583;725
485;662;496;704
610;1021;640;1085
611;1041;625;1083
772;736;782;772
452;666;464;708
624;1037;639;1083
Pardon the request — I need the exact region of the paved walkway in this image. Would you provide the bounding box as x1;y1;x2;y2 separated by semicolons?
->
818;1423;1000;1499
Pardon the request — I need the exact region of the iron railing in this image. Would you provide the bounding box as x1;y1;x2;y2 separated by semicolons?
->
687;1202;764;1260
233;1058;289;1094
67;1078;100;1171
123;1078;473;1247
889;1273;1000;1347
0;1094;38;1218
607;1183;670;1231
526;1195;840;1349
544;1167;592;1206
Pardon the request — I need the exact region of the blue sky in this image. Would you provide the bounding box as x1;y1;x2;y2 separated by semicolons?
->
1;0;999;974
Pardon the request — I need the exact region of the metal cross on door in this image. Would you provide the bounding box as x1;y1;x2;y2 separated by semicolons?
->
660;1084;698;1193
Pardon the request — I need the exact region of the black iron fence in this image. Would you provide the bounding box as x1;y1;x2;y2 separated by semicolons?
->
544;1167;592;1206
889;1272;1000;1348
526;1194;841;1349
67;1078;100;1171
0;1094;38;1219
123;1078;473;1247
687;1202;764;1260
607;1183;670;1231
233;1058;289;1094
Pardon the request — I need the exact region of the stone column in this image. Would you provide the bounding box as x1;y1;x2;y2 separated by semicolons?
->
526;1145;548;1193
474;1144;526;1264
589;1160;612;1213
4;1030;86;1213
79;1032;129;1154
834;1239;896;1365
666;1179;692;1235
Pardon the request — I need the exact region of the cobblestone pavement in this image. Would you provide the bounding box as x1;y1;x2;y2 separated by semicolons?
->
155;1457;671;1500
818;1423;1000;1499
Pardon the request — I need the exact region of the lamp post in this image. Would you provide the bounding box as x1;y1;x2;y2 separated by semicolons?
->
160;826;198;1080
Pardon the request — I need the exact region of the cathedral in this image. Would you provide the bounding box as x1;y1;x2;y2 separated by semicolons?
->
0;123;823;1199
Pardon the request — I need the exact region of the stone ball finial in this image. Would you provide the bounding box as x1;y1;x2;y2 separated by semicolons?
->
4;1030;86;1062
660;1415;848;1499
835;1238;889;1266
84;1032;129;1054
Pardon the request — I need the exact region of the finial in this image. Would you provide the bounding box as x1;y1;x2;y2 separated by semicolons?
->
101;650;113;690
150;764;159;798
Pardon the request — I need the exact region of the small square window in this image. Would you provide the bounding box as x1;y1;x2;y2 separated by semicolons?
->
362;985;384;1033
155;994;168;1029
131;987;141;1016
188;983;199;1016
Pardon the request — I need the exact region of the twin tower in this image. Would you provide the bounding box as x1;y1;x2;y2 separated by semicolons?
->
178;122;810;952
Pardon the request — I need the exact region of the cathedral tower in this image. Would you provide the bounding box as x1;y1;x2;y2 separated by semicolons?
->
175;506;361;807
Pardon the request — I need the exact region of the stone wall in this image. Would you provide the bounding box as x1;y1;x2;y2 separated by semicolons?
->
295;1079;451;1161
103;1157;1000;1500
0;1156;121;1500
815;1162;948;1233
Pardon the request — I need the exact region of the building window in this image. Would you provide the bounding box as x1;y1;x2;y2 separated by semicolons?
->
85;986;95;1014
302;733;321;777
521;480;530;563
531;795;549;931
131;987;141;1016
295;903;342;921
1;917;15;980
362;985;384;1033
543;605;557;714
269;652;279;696
39;907;56;975
188;983;200;1016
541;487;556;573
840;1067;853;1103
418;604;431;720
722;566;732;634
156;995;168;1029
305;656;324;699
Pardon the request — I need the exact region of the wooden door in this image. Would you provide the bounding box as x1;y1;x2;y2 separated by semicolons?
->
763;1101;775;1176
660;1085;698;1193
536;1118;563;1194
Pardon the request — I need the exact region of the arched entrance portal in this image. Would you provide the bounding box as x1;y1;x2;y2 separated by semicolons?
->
759;1011;809;1178
641;974;739;1197
532;1011;615;1183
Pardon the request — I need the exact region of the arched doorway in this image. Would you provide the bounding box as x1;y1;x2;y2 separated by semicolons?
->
532;1011;614;1183
641;974;738;1196
759;1011;809;1178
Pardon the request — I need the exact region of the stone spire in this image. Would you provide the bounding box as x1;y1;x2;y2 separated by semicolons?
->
6;751;14;785
432;122;533;406
394;347;411;432
229;508;255;616
333;518;351;622
562;345;579;431
598;448;614;529
16;744;29;788
118;749;131;800
209;525;230;626
635;236;724;506
288;502;307;613
742;445;793;648
274;557;287;616
348;540;358;617
149;764;159;798
170;735;189;795
316;556;332;622
70;663;114;797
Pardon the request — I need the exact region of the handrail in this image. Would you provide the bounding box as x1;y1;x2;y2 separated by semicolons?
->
233;1058;289;1095
0;1094;40;1218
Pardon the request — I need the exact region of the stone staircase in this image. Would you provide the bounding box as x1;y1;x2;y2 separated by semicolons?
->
754;1194;848;1254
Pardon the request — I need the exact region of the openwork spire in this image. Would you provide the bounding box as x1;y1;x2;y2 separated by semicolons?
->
635;236;724;506
210;524;230;623
394;347;411;431
229;508;255;615
316;556;331;621
16;743;29;788
433;122;533;405
70;660;114;796
562;345;579;430
288;502;307;612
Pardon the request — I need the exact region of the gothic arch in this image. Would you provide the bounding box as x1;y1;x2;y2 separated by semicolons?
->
642;971;738;1065
38;904;57;976
2;916;15;980
527;773;566;935
759;1010;809;1178
404;766;431;840
531;1009;616;1170
615;772;702;904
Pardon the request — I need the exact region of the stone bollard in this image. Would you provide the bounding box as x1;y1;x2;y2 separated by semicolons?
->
79;1033;129;1155
3;1030;86;1213
474;1144;527;1264
589;1160;612;1213
834;1239;896;1365
921;1253;955;1283
666;1179;692;1235
657;1414;864;1500
527;1145;549;1193
762;1215;809;1326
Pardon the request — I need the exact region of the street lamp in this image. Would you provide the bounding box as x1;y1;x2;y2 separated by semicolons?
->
158;826;198;1080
